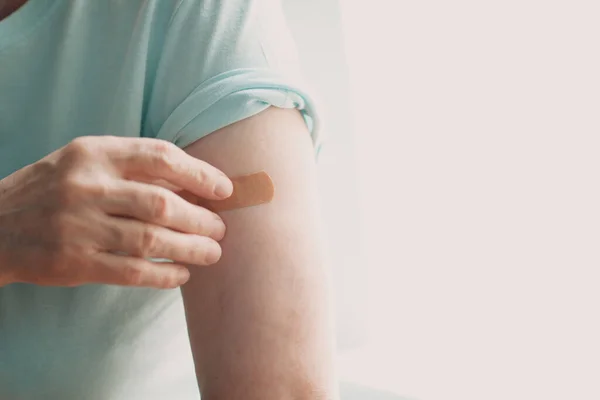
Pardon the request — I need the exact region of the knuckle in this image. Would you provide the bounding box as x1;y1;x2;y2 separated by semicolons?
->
195;166;210;185
55;173;89;205
153;139;174;154
157;271;177;289
63;173;109;198
138;227;160;256
181;247;201;265
123;264;144;286
56;171;83;189
149;192;170;221
106;222;126;246
32;158;57;177
88;181;110;198
152;141;177;170
66;137;96;159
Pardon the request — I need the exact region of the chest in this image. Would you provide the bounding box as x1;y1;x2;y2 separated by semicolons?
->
0;18;151;179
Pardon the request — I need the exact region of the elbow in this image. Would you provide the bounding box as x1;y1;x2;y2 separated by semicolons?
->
201;379;338;400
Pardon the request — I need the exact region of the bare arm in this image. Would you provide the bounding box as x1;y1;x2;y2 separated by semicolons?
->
181;107;337;400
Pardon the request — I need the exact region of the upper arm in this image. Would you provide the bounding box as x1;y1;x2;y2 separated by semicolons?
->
180;107;335;399
142;2;334;395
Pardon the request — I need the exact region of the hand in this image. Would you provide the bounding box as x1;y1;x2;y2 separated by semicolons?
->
0;136;233;289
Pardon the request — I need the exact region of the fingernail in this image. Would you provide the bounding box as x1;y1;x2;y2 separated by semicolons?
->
212;217;226;241
205;243;222;265
214;176;233;198
177;269;190;285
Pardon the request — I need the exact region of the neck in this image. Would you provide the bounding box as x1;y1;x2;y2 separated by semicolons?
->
0;0;28;21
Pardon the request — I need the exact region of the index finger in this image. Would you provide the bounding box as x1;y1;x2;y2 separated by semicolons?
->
107;137;233;200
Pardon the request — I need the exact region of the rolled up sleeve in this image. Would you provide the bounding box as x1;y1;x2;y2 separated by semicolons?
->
143;0;321;153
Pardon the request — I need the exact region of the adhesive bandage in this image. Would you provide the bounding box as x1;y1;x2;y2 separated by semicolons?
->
182;171;275;212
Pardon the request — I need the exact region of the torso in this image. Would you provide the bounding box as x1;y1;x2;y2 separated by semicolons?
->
0;1;199;398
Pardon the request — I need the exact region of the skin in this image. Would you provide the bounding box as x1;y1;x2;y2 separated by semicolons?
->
182;107;337;399
0;136;232;288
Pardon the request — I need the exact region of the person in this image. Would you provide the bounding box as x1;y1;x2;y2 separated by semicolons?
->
0;0;337;399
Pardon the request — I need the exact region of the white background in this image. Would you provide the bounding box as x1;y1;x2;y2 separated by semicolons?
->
285;1;600;400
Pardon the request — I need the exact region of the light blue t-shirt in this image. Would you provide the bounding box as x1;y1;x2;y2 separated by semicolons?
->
0;0;318;398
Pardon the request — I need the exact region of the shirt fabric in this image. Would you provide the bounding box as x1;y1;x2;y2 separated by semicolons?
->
0;0;319;398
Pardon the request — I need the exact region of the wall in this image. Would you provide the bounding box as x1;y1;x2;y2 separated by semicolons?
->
281;0;367;350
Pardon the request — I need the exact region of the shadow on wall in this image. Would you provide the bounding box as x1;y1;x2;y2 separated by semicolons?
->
340;381;417;400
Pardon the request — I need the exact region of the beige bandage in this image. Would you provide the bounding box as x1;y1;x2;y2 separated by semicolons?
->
181;171;275;212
